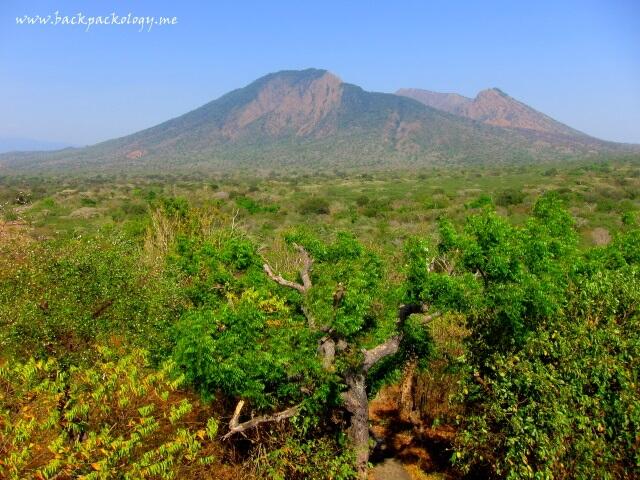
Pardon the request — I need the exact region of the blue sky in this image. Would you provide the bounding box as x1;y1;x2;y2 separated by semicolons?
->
1;0;639;146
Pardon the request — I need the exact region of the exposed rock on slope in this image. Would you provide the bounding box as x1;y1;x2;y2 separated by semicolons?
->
397;87;586;138
1;69;634;173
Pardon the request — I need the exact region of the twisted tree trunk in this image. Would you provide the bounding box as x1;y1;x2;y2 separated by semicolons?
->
261;246;435;479
343;373;370;479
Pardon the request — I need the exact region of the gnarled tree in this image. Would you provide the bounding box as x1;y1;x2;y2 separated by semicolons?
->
171;229;435;478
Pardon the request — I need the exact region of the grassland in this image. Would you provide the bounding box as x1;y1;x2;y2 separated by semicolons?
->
3;157;638;250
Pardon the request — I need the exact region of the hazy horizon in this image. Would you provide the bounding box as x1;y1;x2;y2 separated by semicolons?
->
1;0;639;146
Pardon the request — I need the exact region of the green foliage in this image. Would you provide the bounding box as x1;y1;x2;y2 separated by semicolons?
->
284;230;398;343
424;195;450;210
0;233;179;364
235;195;280;214
161;196;190;218
455;256;640;479
80;197;98;207
466;194;493;209
355;195;370;207
170;217;427;426
1;162;638;478
622;210;637;226
406;196;640;478
168;222;324;408
360;198;391;218
121;200;147;215
173;290;321;407
40;197;56;208
254;436;356;480
0;348;221;480
2;208;18;221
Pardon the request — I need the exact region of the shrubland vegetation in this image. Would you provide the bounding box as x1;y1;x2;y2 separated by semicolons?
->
1;156;638;479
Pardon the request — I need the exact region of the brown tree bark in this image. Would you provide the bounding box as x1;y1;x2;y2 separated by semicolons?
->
399;360;417;424
343;372;370;479
222;400;301;440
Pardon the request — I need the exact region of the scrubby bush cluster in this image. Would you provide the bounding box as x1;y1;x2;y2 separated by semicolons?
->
407;195;640;478
1;176;638;479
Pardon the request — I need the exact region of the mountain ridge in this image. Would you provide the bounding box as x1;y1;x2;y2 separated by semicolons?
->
396;87;586;139
1;69;636;173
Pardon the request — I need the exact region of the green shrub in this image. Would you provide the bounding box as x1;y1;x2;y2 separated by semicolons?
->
362;198;390;217
0;233;178;363
161;196;190;218
41;197;56;209
466;194;493;209
424;195;450;210
235;196;279;214
80;197;98;207
495;188;526;206
255;437;355;480
407;196;640;478
622;210;637;226
355;195;370;207
3;208;18;221
298;196;330;215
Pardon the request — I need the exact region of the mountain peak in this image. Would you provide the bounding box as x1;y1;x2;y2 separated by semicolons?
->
220;68;343;138
398;86;583;137
476;87;508;99
256;68;336;84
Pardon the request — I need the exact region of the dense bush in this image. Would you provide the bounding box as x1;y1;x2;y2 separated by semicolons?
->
355;195;370;207
495;188;526;206
2;166;639;479
406;195;640;478
0;233;180;364
424;195;450;210
361;198;391;217
1;208;18;221
166;213;431;476
255;437;355;480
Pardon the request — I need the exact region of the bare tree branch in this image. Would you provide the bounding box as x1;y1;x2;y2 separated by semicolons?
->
301;305;317;330
263;263;306;293
263;243;313;294
362;334;403;372
295;243;313;291
264;244;319;332
361;306;440;372
222;400;302;440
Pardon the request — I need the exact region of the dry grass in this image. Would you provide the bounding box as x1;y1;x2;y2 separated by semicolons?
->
143;205;233;269
413;314;467;424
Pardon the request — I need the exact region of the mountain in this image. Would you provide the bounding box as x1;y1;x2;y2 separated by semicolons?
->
1;69;634;173
396;88;586;139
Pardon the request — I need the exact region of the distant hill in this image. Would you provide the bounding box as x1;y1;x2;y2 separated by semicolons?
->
396;87;587;139
1;69;635;173
0;137;73;154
